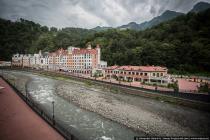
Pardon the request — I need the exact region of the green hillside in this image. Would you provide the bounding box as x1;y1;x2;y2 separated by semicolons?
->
0;9;210;74
118;10;184;30
87;9;210;73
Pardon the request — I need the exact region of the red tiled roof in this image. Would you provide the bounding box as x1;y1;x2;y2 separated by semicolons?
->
48;47;98;56
49;48;68;56
106;65;119;70
56;48;68;55
72;48;97;55
106;65;167;72
48;52;56;57
96;44;100;48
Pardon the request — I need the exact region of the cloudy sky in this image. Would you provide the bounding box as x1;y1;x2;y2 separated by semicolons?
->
0;0;209;28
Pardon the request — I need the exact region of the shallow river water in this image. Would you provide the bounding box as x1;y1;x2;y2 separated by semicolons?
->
6;71;143;140
3;70;210;139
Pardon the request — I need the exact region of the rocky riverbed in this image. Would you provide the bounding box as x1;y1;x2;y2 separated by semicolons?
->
54;79;210;136
3;70;210;136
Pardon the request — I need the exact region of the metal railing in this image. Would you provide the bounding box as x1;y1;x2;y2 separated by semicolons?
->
0;74;81;140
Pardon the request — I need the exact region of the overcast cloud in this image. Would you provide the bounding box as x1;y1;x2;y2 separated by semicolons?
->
0;0;209;28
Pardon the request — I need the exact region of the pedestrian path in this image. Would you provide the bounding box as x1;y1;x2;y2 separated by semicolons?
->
0;77;64;140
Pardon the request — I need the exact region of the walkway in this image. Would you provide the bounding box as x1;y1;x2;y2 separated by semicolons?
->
0;77;64;140
178;78;200;93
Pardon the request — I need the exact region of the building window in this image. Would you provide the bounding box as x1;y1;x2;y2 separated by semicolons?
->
132;72;135;75
153;73;155;76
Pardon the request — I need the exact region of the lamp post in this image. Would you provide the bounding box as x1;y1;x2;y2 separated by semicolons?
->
1;68;3;76
25;84;28;102
52;101;55;125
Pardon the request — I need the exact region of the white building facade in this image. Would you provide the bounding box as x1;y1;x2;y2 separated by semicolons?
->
12;44;107;74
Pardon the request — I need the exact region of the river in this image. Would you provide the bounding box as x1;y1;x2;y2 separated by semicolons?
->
2;70;210;139
3;70;143;140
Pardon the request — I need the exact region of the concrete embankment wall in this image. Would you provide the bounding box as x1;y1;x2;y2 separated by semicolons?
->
2;67;210;112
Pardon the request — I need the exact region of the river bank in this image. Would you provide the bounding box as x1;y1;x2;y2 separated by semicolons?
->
3;70;210;137
55;80;210;136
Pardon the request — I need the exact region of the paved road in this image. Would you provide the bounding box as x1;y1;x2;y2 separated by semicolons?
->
0;78;64;140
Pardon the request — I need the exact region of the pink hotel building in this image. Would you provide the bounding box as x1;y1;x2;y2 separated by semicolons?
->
12;44;107;74
47;44;107;74
105;65;172;84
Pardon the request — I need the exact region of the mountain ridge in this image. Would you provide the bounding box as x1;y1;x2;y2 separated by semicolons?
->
190;1;210;13
92;1;210;31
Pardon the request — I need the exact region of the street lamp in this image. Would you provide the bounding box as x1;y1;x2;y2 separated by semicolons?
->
1;68;3;76
52;101;55;125
25;84;28;102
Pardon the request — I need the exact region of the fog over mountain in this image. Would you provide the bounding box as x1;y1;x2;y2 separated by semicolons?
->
0;0;210;28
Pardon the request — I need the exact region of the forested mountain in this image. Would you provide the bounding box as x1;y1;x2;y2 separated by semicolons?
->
0;8;210;74
92;10;184;31
118;1;210;31
91;2;210;32
190;1;210;13
117;22;140;30
118;10;184;30
0;18;45;59
138;10;184;30
84;8;210;73
92;26;113;32
0;19;95;60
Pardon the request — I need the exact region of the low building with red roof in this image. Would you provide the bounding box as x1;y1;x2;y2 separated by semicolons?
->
105;65;171;84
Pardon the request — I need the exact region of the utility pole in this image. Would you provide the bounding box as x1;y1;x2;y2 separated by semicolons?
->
25;83;28;102
52;101;55;125
1;68;3;76
22;56;23;69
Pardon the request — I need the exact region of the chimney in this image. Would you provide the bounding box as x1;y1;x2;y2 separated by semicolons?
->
96;44;100;48
96;44;101;68
87;44;92;49
39;50;42;56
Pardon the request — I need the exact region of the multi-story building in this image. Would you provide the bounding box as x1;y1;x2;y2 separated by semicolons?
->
12;44;107;74
48;48;69;71
12;51;42;68
22;54;30;67
0;61;11;67
105;65;172;84
46;44;106;74
12;54;23;67
30;51;42;69
40;52;50;69
70;44;101;74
